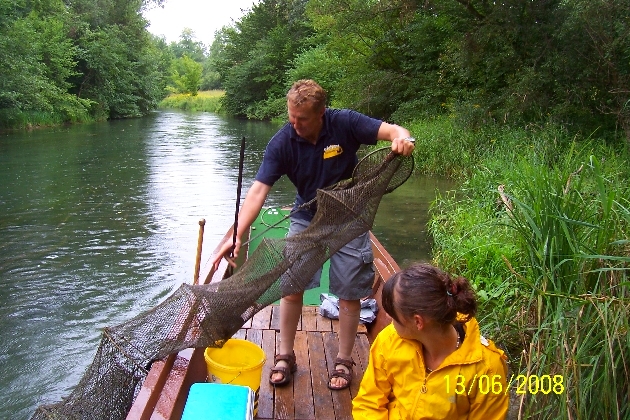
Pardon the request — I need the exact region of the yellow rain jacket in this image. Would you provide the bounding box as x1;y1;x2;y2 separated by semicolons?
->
352;318;508;420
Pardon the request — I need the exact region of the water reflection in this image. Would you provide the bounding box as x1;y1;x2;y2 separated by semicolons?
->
373;176;454;268
0;110;454;419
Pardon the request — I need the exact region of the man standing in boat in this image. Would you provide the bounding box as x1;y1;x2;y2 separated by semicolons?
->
211;79;414;390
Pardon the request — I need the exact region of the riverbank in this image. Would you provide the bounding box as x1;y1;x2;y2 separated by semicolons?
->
1;90;226;133
0;109;96;132
158;90;224;113
410;117;629;419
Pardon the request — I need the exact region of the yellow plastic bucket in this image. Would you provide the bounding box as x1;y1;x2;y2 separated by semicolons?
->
204;339;266;415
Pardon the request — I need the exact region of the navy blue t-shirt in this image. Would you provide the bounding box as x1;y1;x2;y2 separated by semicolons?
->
256;108;382;219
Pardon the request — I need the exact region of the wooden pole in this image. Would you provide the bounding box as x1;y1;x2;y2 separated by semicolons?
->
193;218;205;284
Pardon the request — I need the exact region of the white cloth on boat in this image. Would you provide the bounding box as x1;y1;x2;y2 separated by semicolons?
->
318;293;378;324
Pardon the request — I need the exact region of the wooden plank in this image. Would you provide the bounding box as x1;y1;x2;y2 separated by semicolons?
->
232;328;246;340
373;257;394;282
307;332;335;420
273;332;295;419
365;277;391;345
293;330;315;419
246;328;262;347
332;318;340;333
330;319;367;335
327;314;367;333
350;334;370;399
225;304;370;420
151;348;205;420
370;236;400;275
353;334;371;376
323;332;353;420
252;305;272;330
126;355;176;420
270;305;282;331
257;329;276;420
242;317;253;328
316;312;332;332
301;306;318;332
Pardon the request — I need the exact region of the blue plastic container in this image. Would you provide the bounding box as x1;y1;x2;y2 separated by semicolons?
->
181;383;254;420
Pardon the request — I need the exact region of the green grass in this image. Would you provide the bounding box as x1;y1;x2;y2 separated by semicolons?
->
0;108;93;130
158;90;225;113
499;156;629;419
421;117;630;419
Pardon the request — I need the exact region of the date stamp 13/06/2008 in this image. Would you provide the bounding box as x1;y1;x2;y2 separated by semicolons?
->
443;374;565;396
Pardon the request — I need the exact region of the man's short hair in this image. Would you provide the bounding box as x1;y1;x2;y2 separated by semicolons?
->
286;79;327;110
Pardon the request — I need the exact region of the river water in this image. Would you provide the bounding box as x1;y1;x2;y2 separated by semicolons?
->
0;110;454;419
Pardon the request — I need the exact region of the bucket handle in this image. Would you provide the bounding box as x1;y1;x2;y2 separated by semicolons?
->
226;371;242;385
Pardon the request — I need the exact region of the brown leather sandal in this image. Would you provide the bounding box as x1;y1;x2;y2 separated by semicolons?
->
327;357;355;390
269;351;297;386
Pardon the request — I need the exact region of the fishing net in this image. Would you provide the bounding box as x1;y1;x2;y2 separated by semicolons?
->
31;147;414;420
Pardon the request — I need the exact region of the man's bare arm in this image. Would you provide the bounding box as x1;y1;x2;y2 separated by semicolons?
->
377;122;415;156
211;180;272;270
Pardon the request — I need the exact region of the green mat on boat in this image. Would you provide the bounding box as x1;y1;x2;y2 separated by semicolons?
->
249;207;330;306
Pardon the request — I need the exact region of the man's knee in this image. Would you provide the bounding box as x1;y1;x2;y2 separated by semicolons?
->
338;298;361;315
282;293;304;304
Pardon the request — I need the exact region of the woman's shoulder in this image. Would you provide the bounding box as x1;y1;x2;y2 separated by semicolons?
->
464;318;508;373
374;324;418;351
375;323;398;342
373;324;404;348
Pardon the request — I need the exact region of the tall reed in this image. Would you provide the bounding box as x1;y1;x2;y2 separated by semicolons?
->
500;155;629;419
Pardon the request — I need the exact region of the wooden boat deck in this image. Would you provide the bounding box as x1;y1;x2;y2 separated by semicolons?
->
127;231;397;420
234;304;370;420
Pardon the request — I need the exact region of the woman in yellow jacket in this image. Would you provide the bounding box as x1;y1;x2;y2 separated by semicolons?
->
352;263;509;420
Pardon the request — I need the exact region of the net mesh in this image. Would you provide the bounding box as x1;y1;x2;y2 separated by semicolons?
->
31;148;413;420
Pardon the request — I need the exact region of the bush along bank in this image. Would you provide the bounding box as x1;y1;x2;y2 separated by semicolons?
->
416;118;629;419
158;91;225;114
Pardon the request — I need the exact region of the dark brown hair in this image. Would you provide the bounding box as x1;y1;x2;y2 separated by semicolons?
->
382;263;477;325
286;79;327;110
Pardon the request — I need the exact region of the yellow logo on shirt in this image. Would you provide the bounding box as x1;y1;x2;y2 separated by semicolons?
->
323;144;343;159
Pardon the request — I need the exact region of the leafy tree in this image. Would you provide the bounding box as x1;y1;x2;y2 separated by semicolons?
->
201;60;222;91
0;0;91;125
286;45;343;103
306;0;441;119
0;0;171;127
169;55;203;95
302;0;629;139
202;28;231;90
170;28;206;61
67;0;169;118
217;0;315;118
552;0;630;140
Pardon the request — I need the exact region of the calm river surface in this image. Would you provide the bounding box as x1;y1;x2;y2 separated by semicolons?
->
0;110;454;418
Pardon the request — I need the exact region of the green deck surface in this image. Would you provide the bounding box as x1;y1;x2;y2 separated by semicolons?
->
248;207;329;306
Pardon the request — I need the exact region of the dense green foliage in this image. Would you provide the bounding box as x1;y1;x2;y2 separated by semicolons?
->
210;0;316;119
0;0;174;128
169;55;203;96
420;118;629;419
3;0;629;140
159;90;223;112
209;0;629;145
